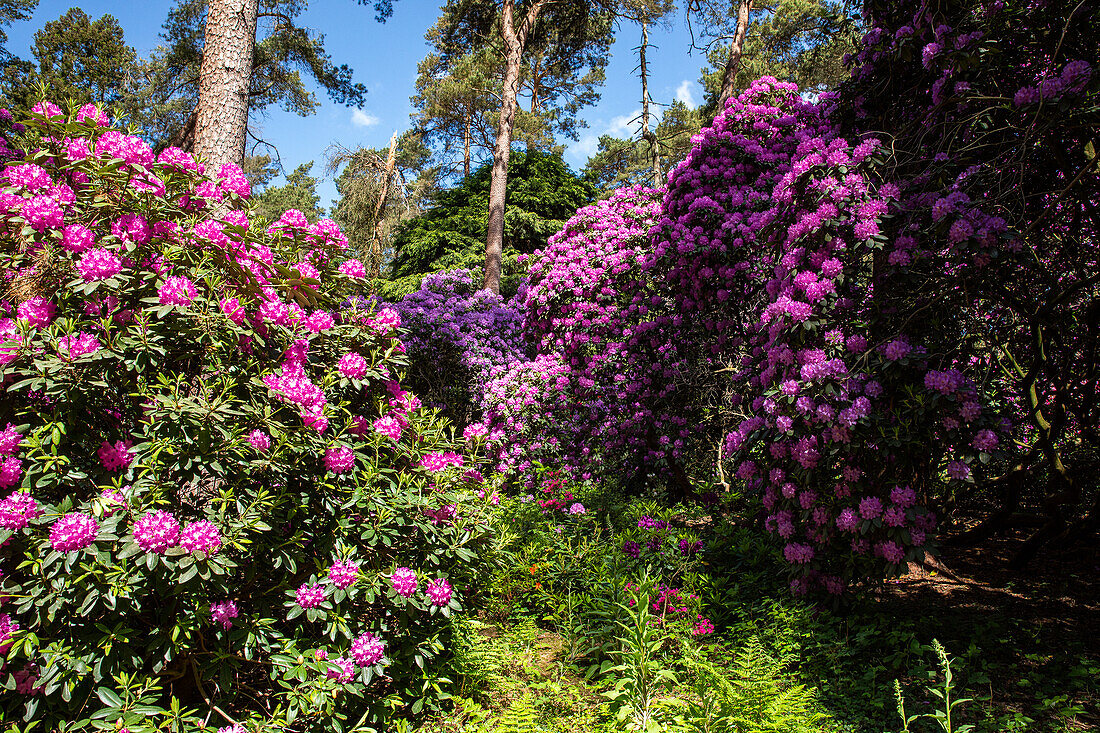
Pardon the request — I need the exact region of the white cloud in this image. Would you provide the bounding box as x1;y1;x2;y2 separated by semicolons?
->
608;109;642;137
676;80;698;109
568;134;599;162
351;109;380;127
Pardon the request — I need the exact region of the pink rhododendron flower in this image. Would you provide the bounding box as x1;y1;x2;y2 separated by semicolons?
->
0;491;40;528
692;616;715;636
217;163;251;198
6;163;51;191
372;415;402;441
99;489;128;515
296;582;325;609
31;101;62;118
390;567;418;598
338;259;367;278
49;512;99;552
304;310;334;333
194;219;229;247
783;542;814;563
76;103;108;126
0;424;22;456
423;578;453;607
157;147;201;173
946;460;970;480
133;510;181;553
248;429;271;452
0;613;19;654
12;664;41;695
463;422;488;441
0;455;21;489
17;297;56;328
97;440;134;472
323;445;355;474
22;194;63;231
158;276;197;306
418;451;463;472
210;600;238;630
349;415;370;436
111;214;150;245
890;486;917;508
62;223;95;253
350;632;384;667
858;496;883;519
371;307;401;332
57;332;101;359
337;352;368;379
876;540;906;564
220;297;246;324
972;429;998;452
76;247;122;281
180;520;221;554
327;560;359;589
327;656;355;682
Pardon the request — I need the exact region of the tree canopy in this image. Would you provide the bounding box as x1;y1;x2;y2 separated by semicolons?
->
1;8;139;116
384;149;595;298
135;0;382;151
251;161;325;223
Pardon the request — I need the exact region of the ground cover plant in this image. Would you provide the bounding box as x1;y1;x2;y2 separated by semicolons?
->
0;103;495;731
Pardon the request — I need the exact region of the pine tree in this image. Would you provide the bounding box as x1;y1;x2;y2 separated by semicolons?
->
434;0;613;293
251;161;325;223
1;8;139;116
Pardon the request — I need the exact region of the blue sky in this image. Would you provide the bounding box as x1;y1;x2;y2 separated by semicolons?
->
5;1;711;205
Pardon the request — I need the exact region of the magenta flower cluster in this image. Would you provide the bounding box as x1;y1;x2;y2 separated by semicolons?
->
133;510;181;553
49;512;99;552
211;600;239;630
418;451;463;472
390;566;418;598
423;577;453;607
350;631;385;667
296;582;326;609
180;520;221;554
327;560;360;589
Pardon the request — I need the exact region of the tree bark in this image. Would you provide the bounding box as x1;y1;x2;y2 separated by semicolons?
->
716;0;752;114
167;109;198;153
483;0;547;294
193;0;259;173
463;111;471;178
639;20;661;187
370;131;399;278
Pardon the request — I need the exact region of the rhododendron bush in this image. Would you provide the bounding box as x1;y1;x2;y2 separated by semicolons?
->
482;187;702;490
0;105;494;730
387;269;524;425
645;78;1008;593
835;0;1099;566
496;0;1096;593
634;0;1095;592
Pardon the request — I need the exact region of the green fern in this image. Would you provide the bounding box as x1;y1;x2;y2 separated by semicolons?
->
451;616;509;698
495;694;543;733
678;635;829;733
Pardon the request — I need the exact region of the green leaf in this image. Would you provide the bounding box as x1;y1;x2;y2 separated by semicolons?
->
95;687;123;708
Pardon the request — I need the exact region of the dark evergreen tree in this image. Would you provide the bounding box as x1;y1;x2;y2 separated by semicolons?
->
385;150;594;298
251;161;325;222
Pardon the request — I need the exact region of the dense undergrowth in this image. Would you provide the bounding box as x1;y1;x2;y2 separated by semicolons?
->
413;473;1098;733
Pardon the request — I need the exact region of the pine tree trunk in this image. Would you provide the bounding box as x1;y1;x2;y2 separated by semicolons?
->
483;0;546;294
370;131;399;278
639;20;661;187
193;0;259;172
716;0;752;113
463;112;471;178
